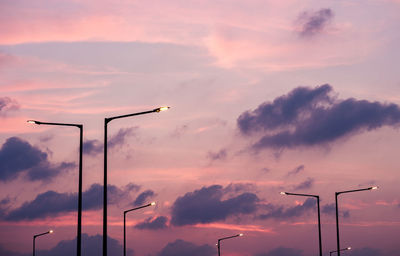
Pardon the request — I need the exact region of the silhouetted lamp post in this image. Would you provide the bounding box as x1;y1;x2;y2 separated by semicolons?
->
103;106;169;256
280;191;322;256
28;120;83;256
335;186;378;256
330;247;351;255
124;202;155;256
33;230;53;256
217;233;243;256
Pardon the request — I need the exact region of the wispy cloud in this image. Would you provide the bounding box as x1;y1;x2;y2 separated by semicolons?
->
296;8;334;38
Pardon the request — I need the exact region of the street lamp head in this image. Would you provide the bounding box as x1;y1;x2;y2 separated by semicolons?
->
155;106;170;112
371;186;378;190
49;230;54;234
347;247;351;250
280;192;287;195
239;233;244;237
150;202;156;206
27;120;38;124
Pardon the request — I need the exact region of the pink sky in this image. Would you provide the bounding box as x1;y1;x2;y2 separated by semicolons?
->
1;0;400;255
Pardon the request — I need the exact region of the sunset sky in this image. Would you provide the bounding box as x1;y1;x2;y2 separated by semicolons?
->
0;0;400;255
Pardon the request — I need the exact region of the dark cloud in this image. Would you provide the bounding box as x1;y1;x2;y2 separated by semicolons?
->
322;203;350;218
259;198;316;220
255;247;304;256
157;239;214;256
171;185;259;226
135;216;168;230
287;165;305;176
348;247;382;256
3;183;138;221
171;124;189;138
83;139;103;155
133;190;155;206
297;8;333;37
0;137;74;182
83;127;137;156
207;149;227;161
237;84;400;150
293;177;314;191
0;97;19;115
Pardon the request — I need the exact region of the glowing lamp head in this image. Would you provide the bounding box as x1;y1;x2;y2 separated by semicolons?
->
27;120;37;124
155;106;170;112
371;186;378;190
150;202;156;206
347;247;351;250
280;192;287;195
49;230;53;234
239;233;244;237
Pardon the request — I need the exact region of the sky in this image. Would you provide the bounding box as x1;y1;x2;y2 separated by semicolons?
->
0;0;400;255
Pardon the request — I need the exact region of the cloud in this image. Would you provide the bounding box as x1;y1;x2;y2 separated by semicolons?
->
3;183;138;221
207;149;227;161
255;247;304;256
259;198;316;220
348;247;382;256
322;203;350;218
170;185;259;226
297;8;334;37
83;127;137;156
292;177;314;191
0;97;19;115
135;216;168;230
133;190;155;206
0;137;75;182
287;165;305;176
237;84;400;150
157;239;214;256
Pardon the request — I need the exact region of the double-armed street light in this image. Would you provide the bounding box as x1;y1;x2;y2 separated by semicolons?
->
28;120;83;256
33;230;53;256
103;106;170;256
330;247;351;255
123;202;156;256
280;191;322;256
335;186;378;256
217;233;243;256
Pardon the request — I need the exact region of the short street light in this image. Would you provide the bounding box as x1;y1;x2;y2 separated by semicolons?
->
280;192;322;256
103;106;169;256
124;202;156;256
217;233;243;256
28;120;83;256
33;230;53;256
330;247;351;255
335;186;378;256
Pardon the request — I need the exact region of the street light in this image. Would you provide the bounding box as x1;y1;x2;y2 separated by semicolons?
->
124;202;156;256
280;192;322;256
330;247;351;255
33;230;53;256
103;106;169;256
28;120;83;256
217;233;243;256
335;186;378;256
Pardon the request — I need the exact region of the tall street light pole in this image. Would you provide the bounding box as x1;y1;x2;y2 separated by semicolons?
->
28;120;83;256
335;186;378;256
280;192;322;256
103;106;169;256
330;247;351;256
217;233;243;256
33;230;53;256
124;202;156;256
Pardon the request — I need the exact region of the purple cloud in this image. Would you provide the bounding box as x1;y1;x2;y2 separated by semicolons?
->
207;148;227;161
287;165;305;176
237;84;400;150
255;247;304;256
259;198;316;220
292;177;314;191
157;239;214;256
0;137;74;182
0;97;19;116
297;8;334;37
171;185;259;226
133;189;155;206
135;216;168;230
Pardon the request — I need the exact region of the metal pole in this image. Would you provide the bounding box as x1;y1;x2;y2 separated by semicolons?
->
316;196;322;256
124;212;126;256
33;236;36;256
103;119;108;256
335;192;340;256
217;240;221;256
77;125;83;256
